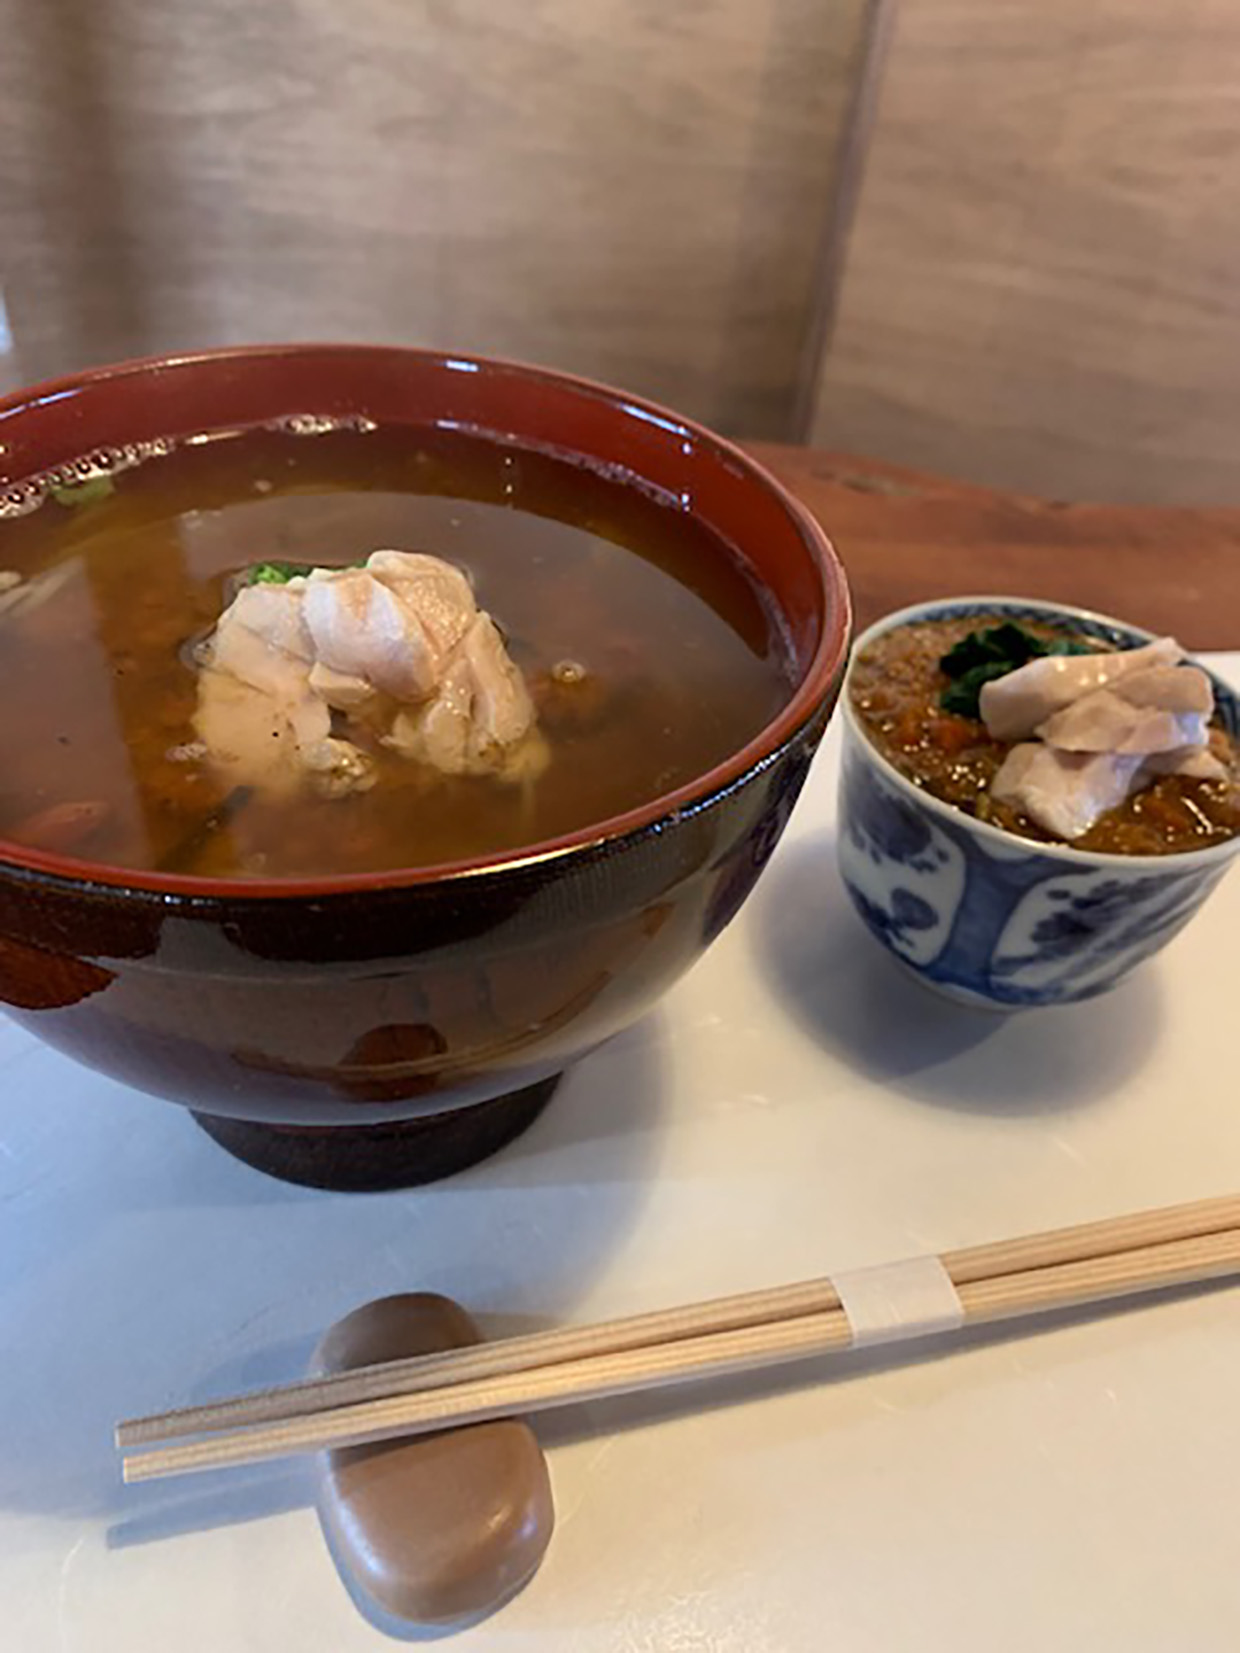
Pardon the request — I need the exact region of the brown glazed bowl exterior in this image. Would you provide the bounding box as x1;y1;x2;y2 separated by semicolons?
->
0;346;850;1128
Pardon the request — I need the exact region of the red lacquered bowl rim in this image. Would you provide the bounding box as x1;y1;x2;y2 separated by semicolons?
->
0;344;851;898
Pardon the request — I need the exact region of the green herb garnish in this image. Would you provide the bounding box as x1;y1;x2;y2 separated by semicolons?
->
242;557;370;586
939;622;1093;718
49;474;115;509
243;560;317;586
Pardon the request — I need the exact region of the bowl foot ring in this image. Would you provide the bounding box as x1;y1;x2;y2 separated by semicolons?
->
191;1075;561;1191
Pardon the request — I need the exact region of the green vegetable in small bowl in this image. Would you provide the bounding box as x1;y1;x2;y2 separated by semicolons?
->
938;621;1092;718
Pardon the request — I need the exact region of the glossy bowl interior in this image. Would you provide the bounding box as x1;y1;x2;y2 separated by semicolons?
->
0;346;852;1185
837;596;1240;1010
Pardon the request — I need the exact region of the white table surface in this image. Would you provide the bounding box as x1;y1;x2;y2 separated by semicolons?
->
3;656;1239;1653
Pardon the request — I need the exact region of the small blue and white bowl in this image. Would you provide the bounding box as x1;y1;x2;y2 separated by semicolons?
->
837;597;1240;1009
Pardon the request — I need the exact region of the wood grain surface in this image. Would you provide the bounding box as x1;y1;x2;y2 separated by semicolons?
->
0;0;870;437
749;442;1240;648
809;0;1240;504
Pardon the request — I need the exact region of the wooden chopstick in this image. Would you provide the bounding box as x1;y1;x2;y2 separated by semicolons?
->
117;1191;1240;1451
122;1222;1240;1483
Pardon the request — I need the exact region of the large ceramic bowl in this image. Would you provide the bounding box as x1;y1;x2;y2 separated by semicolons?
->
838;597;1240;1010
0;345;851;1187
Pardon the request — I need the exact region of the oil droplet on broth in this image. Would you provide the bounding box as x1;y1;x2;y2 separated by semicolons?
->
0;440;174;520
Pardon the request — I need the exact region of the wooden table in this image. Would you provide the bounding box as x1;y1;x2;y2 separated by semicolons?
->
749;444;1240;648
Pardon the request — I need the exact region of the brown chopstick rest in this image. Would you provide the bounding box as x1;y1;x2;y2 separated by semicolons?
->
312;1293;554;1627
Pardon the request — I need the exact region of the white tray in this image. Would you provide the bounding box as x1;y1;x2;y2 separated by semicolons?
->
3;656;1239;1653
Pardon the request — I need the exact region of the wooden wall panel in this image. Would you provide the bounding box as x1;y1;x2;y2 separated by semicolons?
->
0;0;871;436
811;0;1240;503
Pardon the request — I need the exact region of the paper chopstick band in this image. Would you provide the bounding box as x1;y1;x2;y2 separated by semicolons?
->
830;1256;965;1348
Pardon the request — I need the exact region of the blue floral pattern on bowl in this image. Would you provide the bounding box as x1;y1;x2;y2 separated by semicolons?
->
837;599;1240;1009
